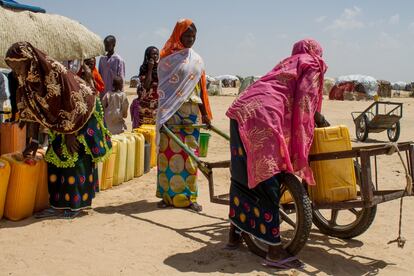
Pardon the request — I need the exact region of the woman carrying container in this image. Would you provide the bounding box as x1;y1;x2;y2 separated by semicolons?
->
225;39;330;269
5;42;112;219
155;19;213;212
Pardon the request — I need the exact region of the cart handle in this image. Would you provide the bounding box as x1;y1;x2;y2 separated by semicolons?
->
161;124;210;177
167;124;230;141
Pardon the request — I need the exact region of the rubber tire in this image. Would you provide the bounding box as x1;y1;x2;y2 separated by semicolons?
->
355;114;369;142
387;121;400;142
242;174;312;257
312;161;377;239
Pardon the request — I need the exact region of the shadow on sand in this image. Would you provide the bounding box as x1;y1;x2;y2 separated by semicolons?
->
94;200;393;275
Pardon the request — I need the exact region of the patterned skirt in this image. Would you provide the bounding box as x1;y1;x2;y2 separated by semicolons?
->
157;102;200;207
48;150;98;211
46;99;112;211
229;119;281;245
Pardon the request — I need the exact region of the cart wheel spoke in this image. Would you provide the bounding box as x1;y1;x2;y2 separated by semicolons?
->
280;209;296;228
280;185;287;198
329;209;339;225
348;208;360;216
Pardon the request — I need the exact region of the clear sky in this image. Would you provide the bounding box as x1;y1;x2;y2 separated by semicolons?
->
23;0;414;82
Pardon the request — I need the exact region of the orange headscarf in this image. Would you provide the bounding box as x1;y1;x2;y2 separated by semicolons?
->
160;19;212;120
92;68;105;93
77;67;105;94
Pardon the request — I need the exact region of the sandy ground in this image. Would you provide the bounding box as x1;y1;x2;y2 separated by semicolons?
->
1;88;414;276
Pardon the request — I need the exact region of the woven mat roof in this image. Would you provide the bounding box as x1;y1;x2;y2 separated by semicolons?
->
0;6;104;68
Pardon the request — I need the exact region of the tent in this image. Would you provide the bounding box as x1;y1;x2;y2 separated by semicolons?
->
214;75;239;81
129;75;140;88
0;5;104;68
329;82;355;100
214;75;239;88
336;75;378;97
377;80;392;97
323;78;335;95
238;76;260;94
391;81;408;90
206;75;216;82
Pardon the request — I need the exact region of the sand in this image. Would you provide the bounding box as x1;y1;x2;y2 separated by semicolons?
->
1;88;414;276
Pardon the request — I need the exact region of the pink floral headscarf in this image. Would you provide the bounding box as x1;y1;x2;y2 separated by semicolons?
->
226;39;327;188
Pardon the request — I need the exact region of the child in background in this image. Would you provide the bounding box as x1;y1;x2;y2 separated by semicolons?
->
102;76;129;134
130;91;140;129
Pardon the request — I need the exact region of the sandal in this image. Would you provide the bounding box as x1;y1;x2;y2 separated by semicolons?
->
262;256;305;270
34;208;61;219
189;202;202;212
157;200;169;209
62;210;81;219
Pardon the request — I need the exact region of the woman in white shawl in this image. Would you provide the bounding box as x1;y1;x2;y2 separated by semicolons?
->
156;19;213;212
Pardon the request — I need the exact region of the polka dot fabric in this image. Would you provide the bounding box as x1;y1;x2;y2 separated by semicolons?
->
228;119;281;245
48;153;98;211
156;102;199;208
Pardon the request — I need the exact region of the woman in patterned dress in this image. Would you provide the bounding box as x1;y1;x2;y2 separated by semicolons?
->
5;42;112;219
155;19;213;212
225;39;330;268
133;46;159;127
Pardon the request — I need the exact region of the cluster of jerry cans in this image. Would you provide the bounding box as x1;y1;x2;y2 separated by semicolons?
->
0;122;358;220
97;124;157;190
0;123;49;221
1;122;49;221
0;123;157;221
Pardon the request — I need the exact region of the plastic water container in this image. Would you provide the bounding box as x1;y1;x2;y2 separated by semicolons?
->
0;122;26;155
0;158;11;219
97;162;103;191
134;125;157;168
112;135;128;186
124;135;136;182
199;132;211;157
280;191;293;204
100;140;118;190
144;142;151;174
2;153;43;221
33;154;49;212
308;126;357;204
124;132;145;177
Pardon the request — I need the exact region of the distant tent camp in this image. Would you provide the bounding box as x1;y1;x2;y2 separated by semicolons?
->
238;76;260;94
329;75;378;100
215;75;239;88
391;81;408;91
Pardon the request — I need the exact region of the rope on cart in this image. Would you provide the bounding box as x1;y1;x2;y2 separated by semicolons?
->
386;143;412;248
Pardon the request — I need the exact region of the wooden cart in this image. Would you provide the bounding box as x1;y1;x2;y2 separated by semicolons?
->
351;101;403;142
162;124;414;257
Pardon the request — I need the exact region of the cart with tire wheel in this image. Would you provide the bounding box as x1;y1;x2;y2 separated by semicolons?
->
351;101;403;142
162;124;414;257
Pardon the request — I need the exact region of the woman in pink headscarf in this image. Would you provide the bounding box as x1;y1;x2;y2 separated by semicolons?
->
226;39;329;269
